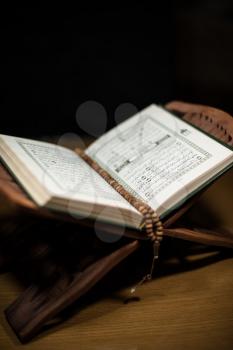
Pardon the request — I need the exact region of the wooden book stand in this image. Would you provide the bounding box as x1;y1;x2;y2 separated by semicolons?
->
0;101;233;343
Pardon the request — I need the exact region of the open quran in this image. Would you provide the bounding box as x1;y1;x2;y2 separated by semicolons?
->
0;104;232;230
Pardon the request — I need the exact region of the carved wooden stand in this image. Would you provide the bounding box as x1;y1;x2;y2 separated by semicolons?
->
0;101;233;343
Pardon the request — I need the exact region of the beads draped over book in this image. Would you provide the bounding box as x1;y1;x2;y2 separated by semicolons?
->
76;149;164;293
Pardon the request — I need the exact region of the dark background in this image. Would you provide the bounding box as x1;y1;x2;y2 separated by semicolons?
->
2;1;233;138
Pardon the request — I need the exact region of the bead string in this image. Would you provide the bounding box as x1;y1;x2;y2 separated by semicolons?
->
76;149;164;293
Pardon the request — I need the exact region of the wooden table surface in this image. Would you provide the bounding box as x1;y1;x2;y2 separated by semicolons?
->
0;170;233;350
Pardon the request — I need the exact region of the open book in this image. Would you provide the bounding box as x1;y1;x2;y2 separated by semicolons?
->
0;105;233;230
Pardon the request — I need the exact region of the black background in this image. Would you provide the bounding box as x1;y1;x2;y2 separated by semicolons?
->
2;1;233;137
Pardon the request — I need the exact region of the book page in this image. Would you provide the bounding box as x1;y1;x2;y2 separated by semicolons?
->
0;135;136;210
86;105;233;214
